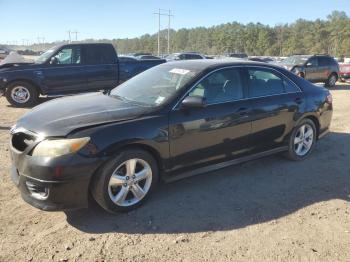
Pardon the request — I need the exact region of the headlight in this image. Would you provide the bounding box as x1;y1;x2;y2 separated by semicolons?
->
32;137;90;157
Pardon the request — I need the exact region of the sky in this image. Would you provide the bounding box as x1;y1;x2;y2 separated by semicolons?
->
1;0;349;44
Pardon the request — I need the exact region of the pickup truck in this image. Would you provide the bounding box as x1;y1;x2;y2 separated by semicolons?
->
0;43;165;107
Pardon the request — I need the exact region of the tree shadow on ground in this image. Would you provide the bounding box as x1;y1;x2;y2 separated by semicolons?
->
65;132;350;234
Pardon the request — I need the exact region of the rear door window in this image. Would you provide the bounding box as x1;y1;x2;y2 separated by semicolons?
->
84;45;116;64
247;68;286;97
318;57;330;66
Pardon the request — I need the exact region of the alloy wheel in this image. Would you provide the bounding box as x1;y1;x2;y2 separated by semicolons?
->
11;86;30;104
293;124;314;156
108;158;152;207
329;75;337;87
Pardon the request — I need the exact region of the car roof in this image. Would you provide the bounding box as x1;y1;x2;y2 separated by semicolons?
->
163;59;280;71
53;42;112;49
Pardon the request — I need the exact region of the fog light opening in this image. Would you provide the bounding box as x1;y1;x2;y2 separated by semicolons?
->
25;181;49;200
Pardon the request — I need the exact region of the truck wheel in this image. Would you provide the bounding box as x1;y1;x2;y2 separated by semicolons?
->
5;81;39;107
325;73;337;87
91;149;159;213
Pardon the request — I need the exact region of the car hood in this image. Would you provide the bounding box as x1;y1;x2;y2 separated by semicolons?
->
0;62;41;72
15;93;150;137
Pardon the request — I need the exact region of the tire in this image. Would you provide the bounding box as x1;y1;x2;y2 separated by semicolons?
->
285;119;317;161
5;81;39;107
91;149;159;213
325;73;337;87
294;67;304;78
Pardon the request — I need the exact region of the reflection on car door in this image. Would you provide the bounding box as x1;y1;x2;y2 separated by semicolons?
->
317;57;331;81
168;67;253;174
42;45;87;95
304;57;318;81
245;67;304;153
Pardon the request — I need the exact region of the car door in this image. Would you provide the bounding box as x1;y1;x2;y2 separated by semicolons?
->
304;57;319;81
245;67;304;153
83;44;118;91
42;45;87;95
317;56;331;81
168;67;253;174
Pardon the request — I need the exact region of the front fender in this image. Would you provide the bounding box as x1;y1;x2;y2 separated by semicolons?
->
0;70;45;94
69;115;171;171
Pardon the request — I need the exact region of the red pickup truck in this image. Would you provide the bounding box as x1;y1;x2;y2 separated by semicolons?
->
340;63;350;82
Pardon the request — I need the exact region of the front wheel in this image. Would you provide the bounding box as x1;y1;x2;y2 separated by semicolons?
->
91;149;159;213
285;119;316;161
5;81;39;107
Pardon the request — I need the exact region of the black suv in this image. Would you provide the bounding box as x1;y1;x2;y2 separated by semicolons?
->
279;55;339;87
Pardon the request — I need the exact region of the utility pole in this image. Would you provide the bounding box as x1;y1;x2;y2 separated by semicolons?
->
154;9;174;56
67;30;71;43
72;30;79;41
167;9;171;55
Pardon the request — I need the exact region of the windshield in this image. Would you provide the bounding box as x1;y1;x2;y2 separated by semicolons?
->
35;48;55;64
283;56;309;65
110;64;200;106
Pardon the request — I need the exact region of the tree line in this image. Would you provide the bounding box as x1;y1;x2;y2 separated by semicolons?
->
4;10;350;58
104;10;350;58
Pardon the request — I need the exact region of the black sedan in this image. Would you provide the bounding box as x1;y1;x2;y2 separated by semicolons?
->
9;60;333;213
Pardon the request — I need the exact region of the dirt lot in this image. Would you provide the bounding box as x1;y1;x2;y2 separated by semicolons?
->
0;84;350;262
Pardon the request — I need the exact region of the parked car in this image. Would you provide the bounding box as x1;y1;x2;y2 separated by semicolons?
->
0;43;165;107
131;52;152;57
278;55;340;87
166;52;206;61
10;60;333;213
137;55;161;60
339;63;350;82
248;56;275;63
225;53;248;59
0;48;9;59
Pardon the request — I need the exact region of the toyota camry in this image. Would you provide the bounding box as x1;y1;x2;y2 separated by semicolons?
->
9;60;333;213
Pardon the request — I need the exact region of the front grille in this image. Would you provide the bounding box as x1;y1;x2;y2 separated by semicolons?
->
11;132;36;152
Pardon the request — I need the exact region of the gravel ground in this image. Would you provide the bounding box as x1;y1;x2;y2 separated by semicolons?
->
0;84;350;262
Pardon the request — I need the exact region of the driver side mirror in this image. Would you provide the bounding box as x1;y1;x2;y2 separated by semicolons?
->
49;57;58;65
181;96;205;108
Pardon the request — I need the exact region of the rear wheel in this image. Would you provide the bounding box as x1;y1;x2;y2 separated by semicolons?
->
285;119;316;161
297;71;305;78
91;149;159;213
5;81;39;107
325;73;337;87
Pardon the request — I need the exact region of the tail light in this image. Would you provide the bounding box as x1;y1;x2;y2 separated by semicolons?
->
326;93;333;104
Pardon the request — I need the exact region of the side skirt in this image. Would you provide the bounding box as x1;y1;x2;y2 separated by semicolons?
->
164;146;288;183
